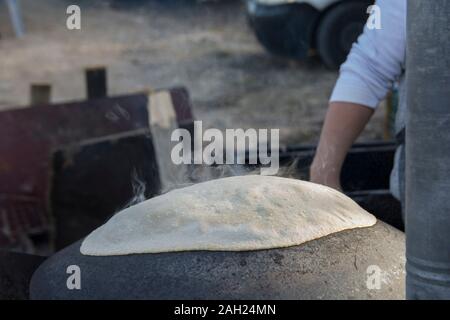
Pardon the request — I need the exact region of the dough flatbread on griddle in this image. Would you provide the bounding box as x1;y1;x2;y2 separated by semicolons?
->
80;176;376;256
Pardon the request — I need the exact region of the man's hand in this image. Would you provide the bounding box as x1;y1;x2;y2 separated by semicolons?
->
310;102;374;191
310;158;343;191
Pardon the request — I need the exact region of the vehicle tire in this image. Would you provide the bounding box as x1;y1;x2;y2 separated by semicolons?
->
246;1;320;60
316;1;372;69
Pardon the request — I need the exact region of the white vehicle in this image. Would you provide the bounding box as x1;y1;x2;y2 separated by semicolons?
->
246;0;373;68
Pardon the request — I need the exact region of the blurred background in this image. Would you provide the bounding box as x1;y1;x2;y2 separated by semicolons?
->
0;0;387;145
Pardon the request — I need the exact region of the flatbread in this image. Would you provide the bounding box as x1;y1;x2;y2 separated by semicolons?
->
80;176;376;256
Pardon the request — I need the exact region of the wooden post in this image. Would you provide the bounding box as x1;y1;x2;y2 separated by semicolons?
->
85;67;107;100
30;84;51;106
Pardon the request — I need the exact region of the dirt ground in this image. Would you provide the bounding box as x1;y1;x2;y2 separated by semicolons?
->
0;0;386;146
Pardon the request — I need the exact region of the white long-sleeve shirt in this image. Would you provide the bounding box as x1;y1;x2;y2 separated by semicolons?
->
330;0;407;109
330;0;407;203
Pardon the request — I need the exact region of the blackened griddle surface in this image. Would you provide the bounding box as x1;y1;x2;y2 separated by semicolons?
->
30;221;405;300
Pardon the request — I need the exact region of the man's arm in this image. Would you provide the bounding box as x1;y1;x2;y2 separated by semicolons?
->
310;0;406;190
310;102;374;190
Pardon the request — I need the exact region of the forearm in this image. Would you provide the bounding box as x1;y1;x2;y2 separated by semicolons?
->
310;102;374;190
310;0;405;190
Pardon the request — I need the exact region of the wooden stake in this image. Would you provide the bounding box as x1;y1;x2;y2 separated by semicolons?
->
30;84;51;106
85;67;107;100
